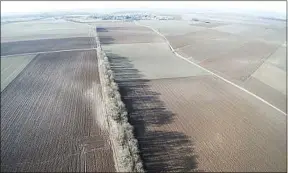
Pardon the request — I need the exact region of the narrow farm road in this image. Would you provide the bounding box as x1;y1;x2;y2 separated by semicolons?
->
134;21;286;116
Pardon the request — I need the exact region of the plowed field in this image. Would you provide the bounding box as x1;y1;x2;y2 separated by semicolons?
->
1;50;115;172
98;21;287;172
1;37;94;56
108;52;286;172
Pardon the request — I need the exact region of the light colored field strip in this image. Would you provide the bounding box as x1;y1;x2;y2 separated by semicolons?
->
135;21;287;116
1;63;14;74
1;48;97;58
2;59;30;84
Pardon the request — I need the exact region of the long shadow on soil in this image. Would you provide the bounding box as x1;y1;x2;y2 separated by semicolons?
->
96;27;109;32
97;28;116;45
104;51;199;172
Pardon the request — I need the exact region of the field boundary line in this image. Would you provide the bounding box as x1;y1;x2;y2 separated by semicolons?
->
135;21;287;116
1;48;97;58
1;36;93;44
243;44;285;85
94;27;144;172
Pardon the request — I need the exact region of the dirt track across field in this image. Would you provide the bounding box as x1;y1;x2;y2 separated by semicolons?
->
1;50;115;172
98;21;286;172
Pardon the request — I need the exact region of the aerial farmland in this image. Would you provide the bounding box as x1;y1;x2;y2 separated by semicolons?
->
1;18;115;172
137;15;286;112
1;3;287;173
97;14;286;172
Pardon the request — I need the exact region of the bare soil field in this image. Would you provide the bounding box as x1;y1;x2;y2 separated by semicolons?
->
1;37;94;56
98;34;164;44
251;63;286;95
106;53;286;172
99;21;286;172
149;21;285;83
266;45;287;71
1;50;115;172
199;40;279;82
1;19;91;42
166;29;240;49
175;37;246;63
212;24;286;44
138;20;207;36
97;25;164;44
1;54;36;91
163;27;283;76
146;76;286;172
102;43;209;80
243;76;286;112
142;19;286;113
96;26;156;36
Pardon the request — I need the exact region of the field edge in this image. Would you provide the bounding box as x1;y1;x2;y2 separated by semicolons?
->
95;28;144;172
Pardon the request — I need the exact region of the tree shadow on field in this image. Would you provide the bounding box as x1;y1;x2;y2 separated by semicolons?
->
96;27;117;45
96;27;109;32
104;51;200;172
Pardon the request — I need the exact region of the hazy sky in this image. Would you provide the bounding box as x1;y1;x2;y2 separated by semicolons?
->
1;1;286;14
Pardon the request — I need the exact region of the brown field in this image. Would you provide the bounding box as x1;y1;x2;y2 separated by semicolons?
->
99;22;286;172
105;48;286;172
244;76;286;112
175;38;245;63
199;40;279;82
102;43;209;80
150;19;286;115
164;27;284;85
166;34;194;49
2;16;285;172
98;34;164;44
166;29;237;49
1;37;94;56
146;76;286;172
159;20;286;112
96;27;156;39
212;24;286;44
1;50;115;172
266;45;287;71
116;71;286;172
97;26;164;44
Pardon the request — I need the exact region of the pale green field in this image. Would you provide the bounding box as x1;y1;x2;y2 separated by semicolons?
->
1;54;36;91
1;19;91;42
